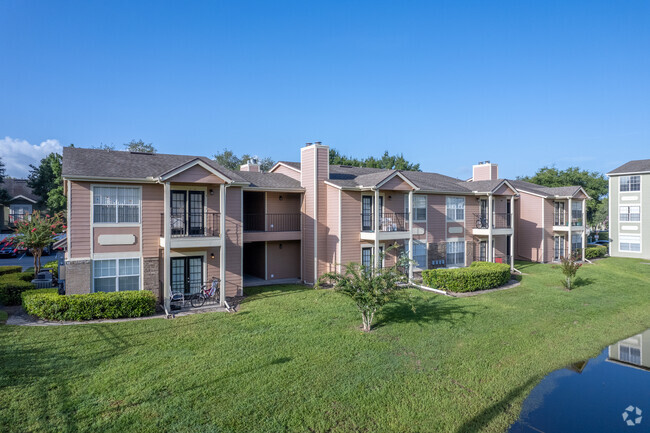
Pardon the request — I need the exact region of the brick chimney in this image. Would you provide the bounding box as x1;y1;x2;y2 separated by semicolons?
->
240;157;261;172
472;161;498;181
300;141;329;285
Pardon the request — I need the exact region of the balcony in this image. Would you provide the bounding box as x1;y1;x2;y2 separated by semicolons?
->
243;213;301;242
553;212;585;231
360;212;410;240
160;212;221;248
472;213;512;235
243;213;301;232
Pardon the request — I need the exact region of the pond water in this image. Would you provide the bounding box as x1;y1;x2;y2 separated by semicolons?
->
509;329;650;432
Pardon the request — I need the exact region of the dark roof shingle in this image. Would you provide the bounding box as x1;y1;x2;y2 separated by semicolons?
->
1;179;39;202
608;159;650;175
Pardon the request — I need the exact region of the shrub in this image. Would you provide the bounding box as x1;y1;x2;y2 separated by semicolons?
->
0;266;22;276
22;289;157;321
585;245;607;259
422;262;511;293
0;273;36;305
560;255;582;290
42;261;58;278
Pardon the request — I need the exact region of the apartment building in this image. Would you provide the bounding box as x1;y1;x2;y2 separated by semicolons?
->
509;179;589;263
0;179;45;234
61;143;587;307
608;160;650;259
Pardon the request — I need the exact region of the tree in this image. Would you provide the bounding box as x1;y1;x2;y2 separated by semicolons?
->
27;153;66;213
560;254;582;290
0;156;9;205
10;211;65;274
329;149;420;171
124;139;156;153
317;247;413;332
91;143;116;151
212;149;275;172
518;166;608;225
592;197;609;230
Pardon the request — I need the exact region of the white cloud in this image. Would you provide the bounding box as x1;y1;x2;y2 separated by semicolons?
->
0;136;63;178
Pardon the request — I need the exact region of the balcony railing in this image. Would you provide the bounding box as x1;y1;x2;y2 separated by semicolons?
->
361;212;410;232
243;213;301;232
474;213;512;229
8;214;30;224
160;212;220;238
474;252;512;265
571;217;583;227
554;212;567;226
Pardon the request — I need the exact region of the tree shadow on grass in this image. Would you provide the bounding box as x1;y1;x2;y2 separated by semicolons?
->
455;376;539;433
242;284;310;302
373;297;485;330
513;260;538;273
572;276;595;288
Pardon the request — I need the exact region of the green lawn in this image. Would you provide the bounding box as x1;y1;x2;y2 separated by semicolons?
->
2;258;650;432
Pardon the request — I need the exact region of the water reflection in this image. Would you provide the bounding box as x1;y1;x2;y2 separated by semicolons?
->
509;329;650;432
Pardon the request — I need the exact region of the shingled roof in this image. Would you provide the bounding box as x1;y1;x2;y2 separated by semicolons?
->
236;171;301;189
1;179;39;202
509;180;584;198
62;147;246;183
608;159;650;175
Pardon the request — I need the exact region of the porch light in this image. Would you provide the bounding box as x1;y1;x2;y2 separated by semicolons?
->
279;195;283;201
210;253;215;259
209;189;214;195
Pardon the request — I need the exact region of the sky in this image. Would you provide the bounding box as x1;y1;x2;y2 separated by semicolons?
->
1;0;648;179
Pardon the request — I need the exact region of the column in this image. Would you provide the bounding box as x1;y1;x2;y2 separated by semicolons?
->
374;188;380;269
408;190;414;280
510;195;515;271
488;194;493;262
219;184;226;306
568;198;573;258
582;199;587;262
163;182;171;312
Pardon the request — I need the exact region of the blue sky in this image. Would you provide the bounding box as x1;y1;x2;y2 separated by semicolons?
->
1;0;648;179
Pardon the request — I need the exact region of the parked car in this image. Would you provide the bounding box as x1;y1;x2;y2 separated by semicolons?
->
594;240;610;246
0;241;17;258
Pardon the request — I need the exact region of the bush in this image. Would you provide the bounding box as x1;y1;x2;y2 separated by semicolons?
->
42;261;58;278
0;272;37;305
422;262;511;293
22;289;157;321
585;245;607;259
595;231;609;240
0;266;22;276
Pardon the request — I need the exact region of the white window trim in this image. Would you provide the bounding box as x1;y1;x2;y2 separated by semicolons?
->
92;256;142;292
619;205;641;222
91;184;143;225
445;196;465;222
410;239;427;270
619;235;642;253
619;175;641;192
445;238;465;268
360;244;385;268
406;194;427;222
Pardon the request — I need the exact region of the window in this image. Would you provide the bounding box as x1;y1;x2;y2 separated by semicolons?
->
571;201;582;226
620;176;640;192
361;247;372;269
405;195;426;222
9;204;32;223
446;241;465;267
620;206;640;222
412;241;427;269
571;233;582;252
93;258;140;292
620;235;641;252
446;197;465;222
619;345;641;365
93;186;141;223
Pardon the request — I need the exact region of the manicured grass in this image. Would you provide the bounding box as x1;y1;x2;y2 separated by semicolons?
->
1;258;650;432
0;310;7;324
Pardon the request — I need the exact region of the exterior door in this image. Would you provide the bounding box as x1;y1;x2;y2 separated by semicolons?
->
479;241;487;262
554;202;565;225
361;247;372;268
188;191;204;235
362;196;373;231
554;235;566;261
171;191;187;235
170;256;203;295
479;199;488;228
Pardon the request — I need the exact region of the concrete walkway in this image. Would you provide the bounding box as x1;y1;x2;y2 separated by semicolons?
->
413;279;521;297
3;304;228;326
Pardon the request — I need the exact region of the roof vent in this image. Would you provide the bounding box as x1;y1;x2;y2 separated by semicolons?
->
129;151;155;155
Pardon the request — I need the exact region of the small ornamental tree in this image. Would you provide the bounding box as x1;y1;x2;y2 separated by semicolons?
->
317;246;413;332
560;254;582;290
11;212;66;274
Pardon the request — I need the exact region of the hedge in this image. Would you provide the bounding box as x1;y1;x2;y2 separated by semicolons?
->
22;289;157;321
0;272;36;305
422;262;512;293
585;245;607;259
43;261;58;278
0;266;22;276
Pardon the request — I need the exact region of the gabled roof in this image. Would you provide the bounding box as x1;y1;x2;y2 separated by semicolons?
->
237;171;302;189
608;159;650;176
62;147;247;183
271;161;301;172
509;179;587;199
0;179;39;202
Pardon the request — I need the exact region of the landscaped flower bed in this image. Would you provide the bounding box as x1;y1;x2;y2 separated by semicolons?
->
421;261;512;293
22;289;157;321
